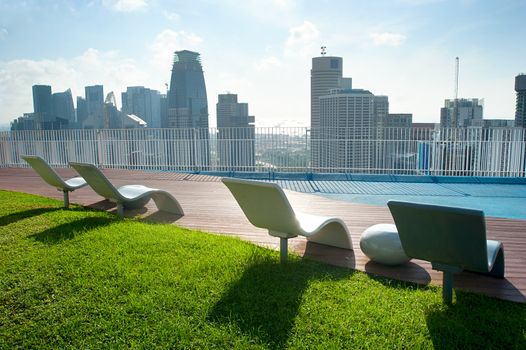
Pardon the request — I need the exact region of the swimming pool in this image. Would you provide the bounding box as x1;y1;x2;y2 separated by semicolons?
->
274;180;526;220
204;171;526;220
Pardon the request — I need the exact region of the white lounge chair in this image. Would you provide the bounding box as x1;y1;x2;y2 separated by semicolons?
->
22;155;87;208
69;162;184;218
222;177;352;262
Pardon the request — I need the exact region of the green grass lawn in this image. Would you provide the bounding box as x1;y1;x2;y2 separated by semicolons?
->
0;190;525;349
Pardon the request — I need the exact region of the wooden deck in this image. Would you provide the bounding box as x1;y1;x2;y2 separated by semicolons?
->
1;167;525;303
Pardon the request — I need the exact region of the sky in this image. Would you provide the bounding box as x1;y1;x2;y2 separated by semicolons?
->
0;0;525;128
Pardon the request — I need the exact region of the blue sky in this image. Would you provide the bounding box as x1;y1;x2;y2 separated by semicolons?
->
0;0;525;127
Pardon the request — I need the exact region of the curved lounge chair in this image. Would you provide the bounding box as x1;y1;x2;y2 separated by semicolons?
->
69;162;184;218
222;177;352;262
22;155;87;208
387;200;505;304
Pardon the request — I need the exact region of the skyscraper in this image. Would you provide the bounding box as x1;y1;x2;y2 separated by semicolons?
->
121;86;161;128
440;98;483;127
167;50;210;169
311;55;349;169
216;93;255;170
318;88;375;171
85;85;104;129
310;56;343;130
32;85;54;129
167;50;208;129
515;74;526;128
52;89;75;128
76;96;88;127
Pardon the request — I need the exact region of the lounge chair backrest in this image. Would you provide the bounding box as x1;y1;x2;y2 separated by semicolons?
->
69;162;121;200
21;155;65;189
388;201;488;272
222;178;299;234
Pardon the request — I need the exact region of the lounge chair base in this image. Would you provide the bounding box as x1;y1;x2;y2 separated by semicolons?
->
63;190;69;208
280;238;288;263
69;163;184;219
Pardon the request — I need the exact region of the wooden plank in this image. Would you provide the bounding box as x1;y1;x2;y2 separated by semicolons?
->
0;167;524;303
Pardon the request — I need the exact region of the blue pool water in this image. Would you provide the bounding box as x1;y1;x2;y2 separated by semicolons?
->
275;180;526;220
203;171;526;220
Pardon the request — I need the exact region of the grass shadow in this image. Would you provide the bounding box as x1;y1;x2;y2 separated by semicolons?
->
141;211;184;224
425;292;526;349
302;241;356;269
0;207;61;226
364;260;432;285
208;255;352;349
30;216;116;244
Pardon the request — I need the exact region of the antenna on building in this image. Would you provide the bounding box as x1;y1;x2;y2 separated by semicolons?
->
321;46;327;56
453;56;459;127
164;83;168;93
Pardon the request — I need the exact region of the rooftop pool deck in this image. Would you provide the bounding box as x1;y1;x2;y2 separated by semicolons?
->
205;171;526;220
1;167;525;303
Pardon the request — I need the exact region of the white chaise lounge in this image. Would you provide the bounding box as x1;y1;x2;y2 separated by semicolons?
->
69;162;184;218
222;177;352;262
22;155;87;208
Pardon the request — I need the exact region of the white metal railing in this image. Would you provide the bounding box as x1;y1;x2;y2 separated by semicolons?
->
0;127;525;177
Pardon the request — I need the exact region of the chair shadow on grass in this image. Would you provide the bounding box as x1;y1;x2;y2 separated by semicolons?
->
425;292;526;349
0;207;62;227
29;216;116;244
208;256;353;349
364;260;432;285
141;211;184;224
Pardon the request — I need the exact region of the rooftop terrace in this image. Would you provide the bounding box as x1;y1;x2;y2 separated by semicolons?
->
1;167;524;303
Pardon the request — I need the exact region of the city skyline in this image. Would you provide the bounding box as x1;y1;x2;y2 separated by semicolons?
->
1;0;525;128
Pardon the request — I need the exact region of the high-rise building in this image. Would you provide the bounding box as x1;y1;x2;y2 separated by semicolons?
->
373;96;389;129
311;56;343;130
216;93;255;170
317;88;375;171
121;86;161;128
386;113;412;128
440;98;483;127
85;85;104;129
167;50;209;169
32;85;54;129
167;50;208;128
311;55;354;169
76;97;88;127
11;113;37;131
515;74;526;128
52;89;75;128
160;94;168;128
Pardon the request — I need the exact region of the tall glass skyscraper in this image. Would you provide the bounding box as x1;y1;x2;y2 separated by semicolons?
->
52;89;75;127
167;50;208;129
32;85;54;129
167;50;210;169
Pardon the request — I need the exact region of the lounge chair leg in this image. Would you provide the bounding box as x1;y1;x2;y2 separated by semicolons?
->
442;271;454;304
280;237;288;263
117;203;124;218
63;191;69;208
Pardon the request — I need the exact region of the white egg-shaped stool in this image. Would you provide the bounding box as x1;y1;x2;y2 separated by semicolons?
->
360;224;410;265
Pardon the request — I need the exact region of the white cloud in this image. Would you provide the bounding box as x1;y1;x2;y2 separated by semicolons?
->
163;10;180;22
370;32;406;47
102;0;148;12
284;21;321;58
149;29;203;72
0;28;7;40
253;56;282;72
